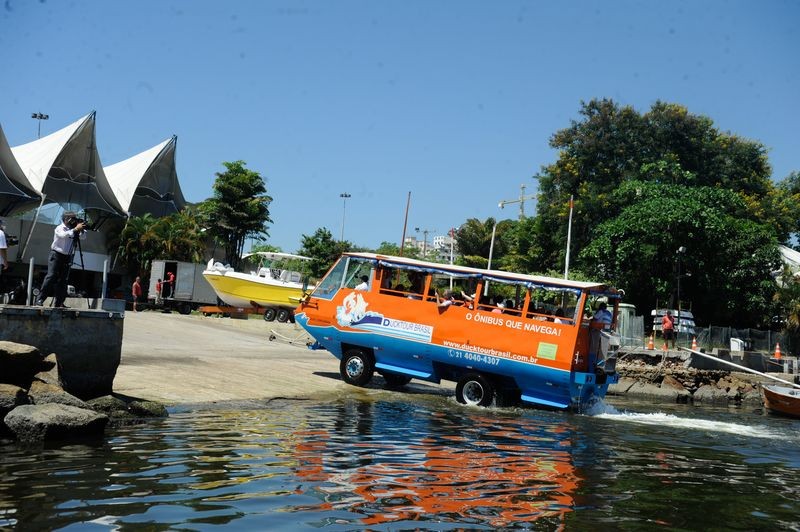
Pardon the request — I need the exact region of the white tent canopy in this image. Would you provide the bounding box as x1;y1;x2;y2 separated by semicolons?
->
105;136;186;217
11;112;125;216
0;124;40;216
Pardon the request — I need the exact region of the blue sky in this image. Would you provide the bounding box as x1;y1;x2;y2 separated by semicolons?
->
2;1;798;253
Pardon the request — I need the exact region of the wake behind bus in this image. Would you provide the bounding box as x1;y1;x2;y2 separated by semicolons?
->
295;253;621;412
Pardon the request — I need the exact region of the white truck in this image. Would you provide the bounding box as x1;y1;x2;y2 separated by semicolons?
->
148;260;218;314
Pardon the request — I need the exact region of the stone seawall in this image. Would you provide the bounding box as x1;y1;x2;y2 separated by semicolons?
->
0;304;123;399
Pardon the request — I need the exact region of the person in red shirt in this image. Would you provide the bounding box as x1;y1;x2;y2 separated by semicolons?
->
166;271;175;298
662;310;676;349
132;276;142;312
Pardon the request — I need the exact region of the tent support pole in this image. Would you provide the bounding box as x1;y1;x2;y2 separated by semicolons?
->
18;193;46;262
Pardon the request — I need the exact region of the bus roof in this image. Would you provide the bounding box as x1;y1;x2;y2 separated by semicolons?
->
342;252;615;293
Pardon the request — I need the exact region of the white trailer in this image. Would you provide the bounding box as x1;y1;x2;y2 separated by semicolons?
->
148;260;218;314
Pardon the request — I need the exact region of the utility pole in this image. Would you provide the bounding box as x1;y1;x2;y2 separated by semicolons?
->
498;183;537;220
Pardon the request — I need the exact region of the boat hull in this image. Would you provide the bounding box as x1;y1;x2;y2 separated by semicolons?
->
202;270;305;309
762;384;800;418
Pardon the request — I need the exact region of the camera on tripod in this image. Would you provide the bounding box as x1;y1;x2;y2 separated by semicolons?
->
65;215;93;232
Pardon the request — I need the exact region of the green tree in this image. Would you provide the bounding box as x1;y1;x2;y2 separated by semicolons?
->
299;228;351;278
202;161;272;271
581;182;781;326
535;99;774;273
454;218;514;269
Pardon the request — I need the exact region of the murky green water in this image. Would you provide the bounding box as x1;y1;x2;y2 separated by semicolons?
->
1;391;799;530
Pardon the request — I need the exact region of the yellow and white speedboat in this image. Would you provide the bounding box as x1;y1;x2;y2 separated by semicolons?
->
202;252;312;322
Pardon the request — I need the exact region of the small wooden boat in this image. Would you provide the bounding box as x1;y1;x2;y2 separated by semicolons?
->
761;384;800;419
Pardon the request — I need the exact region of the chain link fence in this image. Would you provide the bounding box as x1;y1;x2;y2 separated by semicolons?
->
618;317;790;355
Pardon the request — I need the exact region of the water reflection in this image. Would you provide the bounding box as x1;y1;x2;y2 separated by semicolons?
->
0;395;799;530
292;398;582;528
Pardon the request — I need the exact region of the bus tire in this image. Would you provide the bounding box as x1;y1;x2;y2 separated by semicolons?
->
276;308;290;323
178;302;192;315
382;373;412;388
263;308;277;321
456;373;494;407
340;349;374;386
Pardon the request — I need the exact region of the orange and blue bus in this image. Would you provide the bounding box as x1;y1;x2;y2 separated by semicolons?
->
295;253;620;411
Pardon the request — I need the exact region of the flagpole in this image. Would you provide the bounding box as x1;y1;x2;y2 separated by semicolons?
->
564;195;573;280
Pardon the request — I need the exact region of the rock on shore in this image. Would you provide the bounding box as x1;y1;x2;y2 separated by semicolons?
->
0;340;167;443
610;356;774;406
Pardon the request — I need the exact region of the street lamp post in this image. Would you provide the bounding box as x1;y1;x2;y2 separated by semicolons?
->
414;227;433;257
31;112;49;138
339;193;351;242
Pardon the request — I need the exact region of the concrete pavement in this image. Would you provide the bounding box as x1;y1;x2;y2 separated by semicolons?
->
114;311;345;405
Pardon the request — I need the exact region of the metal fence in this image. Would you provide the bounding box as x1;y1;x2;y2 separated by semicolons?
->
624;323;790;355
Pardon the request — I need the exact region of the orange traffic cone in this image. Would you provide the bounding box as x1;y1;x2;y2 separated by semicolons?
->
691;337;698;350
774;342;782;360
647;333;655;350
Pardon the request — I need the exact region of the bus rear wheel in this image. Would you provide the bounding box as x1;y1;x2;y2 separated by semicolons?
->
340;349;374;386
456;373;494;407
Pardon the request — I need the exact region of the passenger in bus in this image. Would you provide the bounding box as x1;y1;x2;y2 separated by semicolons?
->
460;290;475;309
492;298;504;314
554;307;567;324
435;289;455;308
355;275;369;290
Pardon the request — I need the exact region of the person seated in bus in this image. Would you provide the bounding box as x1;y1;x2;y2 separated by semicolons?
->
504;299;520;316
553;307;567;324
355;275;369;290
435;289;455;309
460;290;476;309
491;298;504;314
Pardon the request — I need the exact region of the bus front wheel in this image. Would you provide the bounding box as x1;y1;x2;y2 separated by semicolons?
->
340;349;374;387
456;373;494;407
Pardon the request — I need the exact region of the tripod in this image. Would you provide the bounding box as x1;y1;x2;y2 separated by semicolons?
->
67;232;92;308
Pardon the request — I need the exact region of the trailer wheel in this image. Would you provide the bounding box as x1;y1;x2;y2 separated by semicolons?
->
263;308;277;321
382;373;412;388
456;373;494;407
340;349;374;386
178;302;192;315
276;308;290;323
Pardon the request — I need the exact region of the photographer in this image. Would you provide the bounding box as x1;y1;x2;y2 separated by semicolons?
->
34;211;87;308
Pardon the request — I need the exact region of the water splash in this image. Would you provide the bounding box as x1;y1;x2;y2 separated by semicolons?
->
595;410;792;441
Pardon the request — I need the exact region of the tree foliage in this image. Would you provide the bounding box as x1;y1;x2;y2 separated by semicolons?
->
298;228;351;278
581;182;781;327
116;207;208;279
202;161;272;271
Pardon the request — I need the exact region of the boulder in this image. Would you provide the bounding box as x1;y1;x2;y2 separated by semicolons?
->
28;381;89;409
33;353;60;387
0;341;43;387
128;400;169;418
693;384;730;404
741;388;763;405
0;383;29;436
660;375;691;402
624;380;686;401
4;403;108;442
86;395;128;415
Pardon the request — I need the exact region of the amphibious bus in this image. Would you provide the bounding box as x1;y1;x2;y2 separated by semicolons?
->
295;253;620;412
